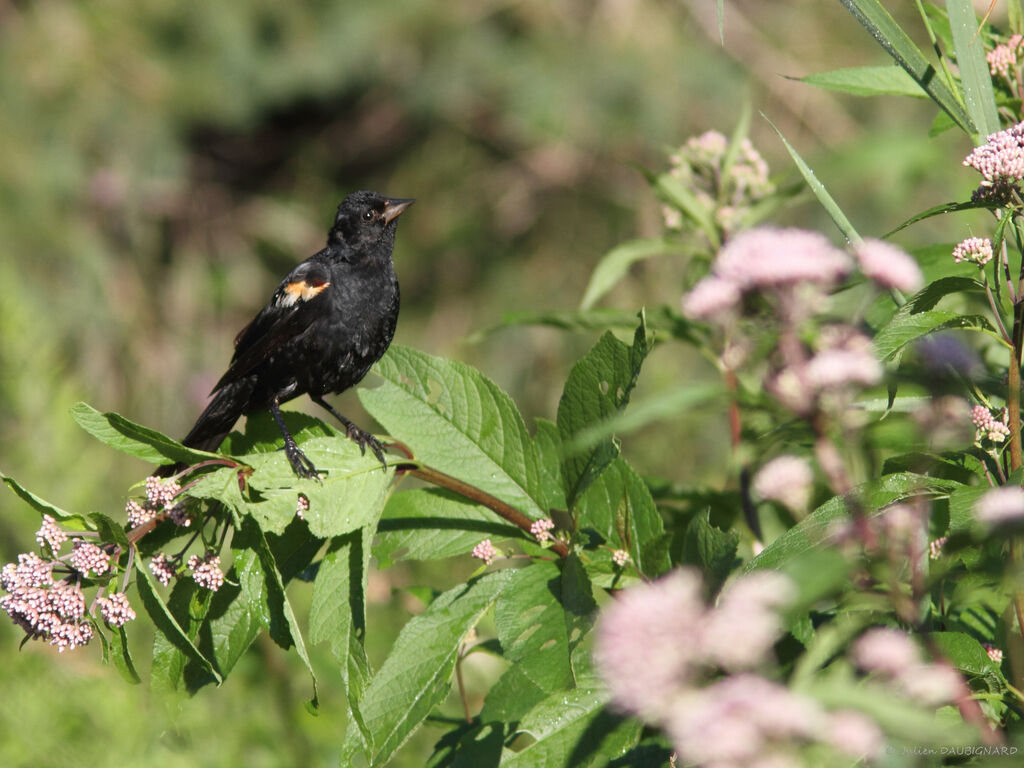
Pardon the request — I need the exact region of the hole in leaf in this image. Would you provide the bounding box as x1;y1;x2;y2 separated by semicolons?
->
599;380;610;395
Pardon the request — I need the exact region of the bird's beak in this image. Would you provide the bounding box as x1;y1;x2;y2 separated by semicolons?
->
382;197;415;225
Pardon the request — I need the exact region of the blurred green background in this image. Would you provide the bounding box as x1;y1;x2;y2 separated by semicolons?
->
0;1;999;765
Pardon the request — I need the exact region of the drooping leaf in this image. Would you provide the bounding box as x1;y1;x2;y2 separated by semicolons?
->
800;65;928;97
557;322;649;508
359;345;548;519
947;0;1000;140
0;469;92;529
579;237;683;310
341;569;516;767
70;402;221;466
108;625;141;685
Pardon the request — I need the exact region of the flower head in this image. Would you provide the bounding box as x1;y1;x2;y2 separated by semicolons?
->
975;485;1024;524
97;592;136;627
714;228;852;290
149;553;176;587
188;553;224;592
471;539;497;566
971;405;1010;445
68;540;111;577
752;455;813;513
35;515;68;554
611;549;630;567
530;518;555;542
855;239;923;293
145;476;181;509
953;237;993;266
681;276;741;320
963;123;1024;201
852;628;921;676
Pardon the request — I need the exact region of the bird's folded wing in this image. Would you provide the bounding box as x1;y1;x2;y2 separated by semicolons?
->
212;260;332;392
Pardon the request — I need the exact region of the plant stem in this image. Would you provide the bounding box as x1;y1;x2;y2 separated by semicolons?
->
394;461;569;559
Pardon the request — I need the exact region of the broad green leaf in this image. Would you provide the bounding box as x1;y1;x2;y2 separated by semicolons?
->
682;510;739;593
557;323;649;508
428;722;506;768
765;117;860;245
0;469;92;529
745;473;963;572
482;561;580;721
136;560;221;687
344;569;515;767
373;488;522;567
533;418;567;511
244;436;393;538
70;402;221;466
873;310;994;360
948;0;1000;140
839;0;974;134
109;625;141;685
576;458;671;579
247;518;319;710
89;511;129;549
948;484;987;535
929;631;1000;677
359;345;548;519
579;237;682;310
801;65;928;97
310;529;372;743
500;687;637;768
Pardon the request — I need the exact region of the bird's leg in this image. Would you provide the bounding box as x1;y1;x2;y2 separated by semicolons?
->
310;394;388;469
269;395;320;479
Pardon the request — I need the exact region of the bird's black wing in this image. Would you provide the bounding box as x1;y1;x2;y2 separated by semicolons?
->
212;259;333;392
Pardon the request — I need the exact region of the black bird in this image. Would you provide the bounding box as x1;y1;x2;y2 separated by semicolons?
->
174;190;413;478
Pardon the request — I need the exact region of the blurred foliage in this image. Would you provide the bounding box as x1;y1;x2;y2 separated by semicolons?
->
0;0;1011;765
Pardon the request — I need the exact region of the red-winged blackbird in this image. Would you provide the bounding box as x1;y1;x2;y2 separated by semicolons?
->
172;190;413;478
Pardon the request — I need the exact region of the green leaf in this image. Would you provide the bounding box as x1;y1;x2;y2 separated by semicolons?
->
88;511;129;549
109;625;141;685
500;687;637;768
647;171;720;248
482;561;581;721
947;0;1000;140
765;116;860;245
0;469;92;529
873;310;994;360
533;418;567;511
883;199;991;238
929;631;1000;677
800;65;928;97
135;559;222;686
838;0;974;134
682;510;739;593
579;237;683;310
359;345;548;519
343;569;515;767
576;458;672;579
745;473;963;572
374;488;522;567
557;323;649;508
246;517;319;710
70;401;222;466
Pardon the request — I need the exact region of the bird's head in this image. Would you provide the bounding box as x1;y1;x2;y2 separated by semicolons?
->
329;190;414;254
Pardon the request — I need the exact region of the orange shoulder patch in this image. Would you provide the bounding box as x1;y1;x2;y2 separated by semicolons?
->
279;279;330;307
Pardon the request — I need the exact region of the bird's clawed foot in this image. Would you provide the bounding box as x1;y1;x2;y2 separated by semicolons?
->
346;424;388;469
284;440;320;480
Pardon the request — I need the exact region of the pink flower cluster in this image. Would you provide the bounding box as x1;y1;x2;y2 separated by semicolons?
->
988;35;1023;77
596;569;883;764
852;628;963;705
188;553;225;592
0;553;94;652
97;592;137;627
975;485;1024;525
35;514;68;554
471;539;497;565
149;553;176;586
752;455;813;512
963;122;1024;200
854;239;924;293
126;476;189;529
68;540;111;577
530;518;555;542
611;549;630;567
953;237;993;266
296;494;310;520
971;405;1010;445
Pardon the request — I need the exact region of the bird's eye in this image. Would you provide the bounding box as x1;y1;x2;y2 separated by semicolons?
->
362;210;374;221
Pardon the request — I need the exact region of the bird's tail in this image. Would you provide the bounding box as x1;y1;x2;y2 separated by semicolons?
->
156;380;253;476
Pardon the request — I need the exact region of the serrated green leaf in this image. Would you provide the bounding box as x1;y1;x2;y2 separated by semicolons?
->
682;510;739;593
948;0;1000;140
929;631;1000;677
745;473;963;572
246;517;319;710
558;324;649;508
70;402;222;466
0;470;93;529
533;418;567;512
800;65;927;97
346;569;515;767
135;559;221;687
576;458;671;579
873;310;994;360
839;0;974;134
88;511;129;549
579;237;682;310
374;488;521;567
359;345;548;520
482;562;579;721
108;624;141;685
